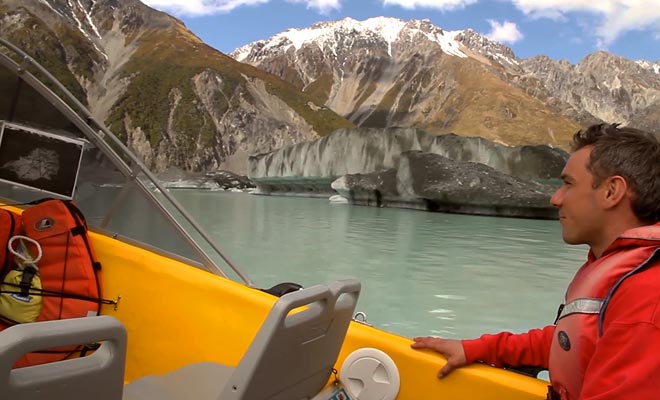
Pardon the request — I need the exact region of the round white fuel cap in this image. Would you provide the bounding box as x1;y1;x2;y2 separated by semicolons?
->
339;348;400;400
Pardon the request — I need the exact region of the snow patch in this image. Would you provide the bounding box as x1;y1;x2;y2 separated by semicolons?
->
450;29;517;65
237;17;468;60
66;0;107;60
636;59;660;74
361;17;405;57
78;0;102;39
430;29;466;58
232;45;254;62
39;0;64;17
54;0;107;60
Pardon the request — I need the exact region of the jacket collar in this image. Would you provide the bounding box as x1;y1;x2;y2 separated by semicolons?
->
589;222;660;262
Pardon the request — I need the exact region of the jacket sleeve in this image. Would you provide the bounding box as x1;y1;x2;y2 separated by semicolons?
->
461;325;555;369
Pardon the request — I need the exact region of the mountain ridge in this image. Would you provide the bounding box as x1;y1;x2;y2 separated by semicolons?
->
0;0;354;174
232;16;660;145
4;6;658;174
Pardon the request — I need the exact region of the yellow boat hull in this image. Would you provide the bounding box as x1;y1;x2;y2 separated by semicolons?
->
93;231;547;399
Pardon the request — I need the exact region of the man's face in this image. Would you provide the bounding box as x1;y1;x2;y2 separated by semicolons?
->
551;147;606;246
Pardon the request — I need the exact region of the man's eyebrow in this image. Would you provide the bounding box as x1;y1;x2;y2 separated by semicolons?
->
561;174;573;182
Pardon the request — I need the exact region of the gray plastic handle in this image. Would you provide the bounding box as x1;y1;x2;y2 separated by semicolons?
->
274;279;360;329
0;316;127;400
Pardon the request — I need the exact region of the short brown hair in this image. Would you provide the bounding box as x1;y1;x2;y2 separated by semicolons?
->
572;123;660;224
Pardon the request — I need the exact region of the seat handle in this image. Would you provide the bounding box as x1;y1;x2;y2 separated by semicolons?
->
0;316;126;374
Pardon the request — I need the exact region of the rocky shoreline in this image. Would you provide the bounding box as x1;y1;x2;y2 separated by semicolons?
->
155;169;255;191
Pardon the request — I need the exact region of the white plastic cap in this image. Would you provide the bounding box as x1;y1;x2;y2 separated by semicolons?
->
339;348;400;400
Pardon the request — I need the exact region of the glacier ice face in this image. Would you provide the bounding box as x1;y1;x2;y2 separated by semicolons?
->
248;128;567;181
248;128;566;218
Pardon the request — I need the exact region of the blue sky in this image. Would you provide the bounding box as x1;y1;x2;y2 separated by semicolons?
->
140;0;660;64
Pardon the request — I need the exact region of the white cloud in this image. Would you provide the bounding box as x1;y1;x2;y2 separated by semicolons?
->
286;0;341;13
140;0;268;15
140;0;339;15
381;0;478;11
510;0;660;46
140;0;660;45
485;19;523;44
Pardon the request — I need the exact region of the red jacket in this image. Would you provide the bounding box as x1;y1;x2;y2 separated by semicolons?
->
462;223;660;400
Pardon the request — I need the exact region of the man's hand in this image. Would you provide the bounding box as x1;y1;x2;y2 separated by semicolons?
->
411;336;468;378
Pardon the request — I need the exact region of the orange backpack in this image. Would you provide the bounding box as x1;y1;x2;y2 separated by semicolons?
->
0;199;106;367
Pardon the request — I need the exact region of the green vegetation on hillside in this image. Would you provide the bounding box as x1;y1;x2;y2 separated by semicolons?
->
108;21;352;150
107;25;241;147
2;7;90;105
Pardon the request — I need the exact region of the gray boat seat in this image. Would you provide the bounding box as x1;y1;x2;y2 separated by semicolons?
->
124;278;361;400
0;316;127;400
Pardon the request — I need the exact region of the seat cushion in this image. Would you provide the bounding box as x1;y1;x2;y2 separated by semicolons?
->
123;362;234;400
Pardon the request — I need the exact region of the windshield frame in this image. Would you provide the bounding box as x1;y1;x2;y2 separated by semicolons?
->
0;37;253;286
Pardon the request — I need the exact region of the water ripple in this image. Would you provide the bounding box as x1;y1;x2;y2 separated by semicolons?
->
174;192;584;341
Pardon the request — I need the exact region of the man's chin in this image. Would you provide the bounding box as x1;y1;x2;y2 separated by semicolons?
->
562;233;584;246
561;231;577;245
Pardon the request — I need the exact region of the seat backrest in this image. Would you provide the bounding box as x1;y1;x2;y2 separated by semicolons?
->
0;316;127;400
221;279;361;400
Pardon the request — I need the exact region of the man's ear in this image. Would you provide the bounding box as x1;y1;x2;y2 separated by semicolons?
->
602;175;629;208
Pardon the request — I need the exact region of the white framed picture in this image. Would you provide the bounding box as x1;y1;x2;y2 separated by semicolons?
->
0;121;86;199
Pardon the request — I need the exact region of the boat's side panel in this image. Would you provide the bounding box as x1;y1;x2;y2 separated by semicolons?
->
340;324;547;399
93;232;547;399
94;232;274;379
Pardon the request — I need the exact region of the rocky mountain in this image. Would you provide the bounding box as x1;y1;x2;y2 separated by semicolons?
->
0;0;353;174
517;52;660;133
232;17;660;147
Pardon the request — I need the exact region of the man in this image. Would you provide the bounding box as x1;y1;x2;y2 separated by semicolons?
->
411;123;660;400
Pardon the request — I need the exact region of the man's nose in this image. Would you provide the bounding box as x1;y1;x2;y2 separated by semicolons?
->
550;189;562;207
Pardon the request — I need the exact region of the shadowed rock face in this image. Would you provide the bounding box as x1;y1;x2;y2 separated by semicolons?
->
332;151;558;219
429;134;568;180
207;171;255;190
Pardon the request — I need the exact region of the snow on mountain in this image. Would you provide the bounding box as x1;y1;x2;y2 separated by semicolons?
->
453;28;521;72
233;17;468;61
231;16;585;147
35;0;107;59
231;15;660;144
636;60;660;74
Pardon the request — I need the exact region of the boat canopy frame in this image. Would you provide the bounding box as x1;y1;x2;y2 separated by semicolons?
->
0;37;253;286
